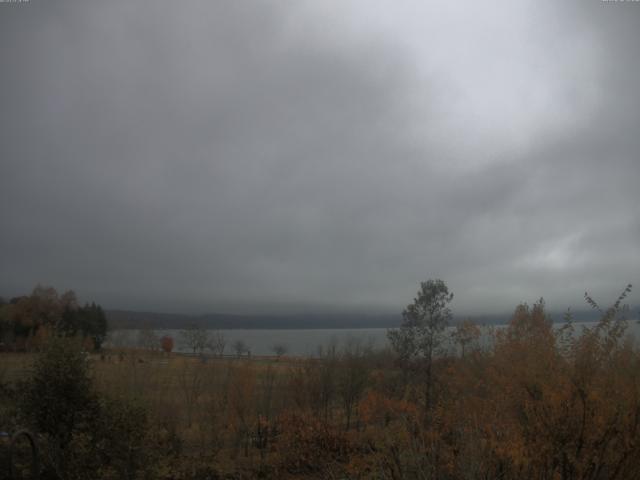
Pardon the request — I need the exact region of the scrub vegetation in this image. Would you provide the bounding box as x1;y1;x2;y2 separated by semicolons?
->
1;282;639;479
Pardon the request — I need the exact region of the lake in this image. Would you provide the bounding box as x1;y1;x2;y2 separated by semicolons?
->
106;320;640;357
108;327;389;356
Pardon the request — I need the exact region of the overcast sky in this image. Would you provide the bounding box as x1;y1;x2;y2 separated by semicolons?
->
1;0;638;316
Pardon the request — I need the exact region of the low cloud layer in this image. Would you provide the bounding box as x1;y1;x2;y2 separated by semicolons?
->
1;0;638;315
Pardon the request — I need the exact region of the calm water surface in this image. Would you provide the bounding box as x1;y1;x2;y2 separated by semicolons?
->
107;321;640;357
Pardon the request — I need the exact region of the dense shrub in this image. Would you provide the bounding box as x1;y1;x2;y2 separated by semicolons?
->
17;338;155;480
19;338;98;449
274;411;351;475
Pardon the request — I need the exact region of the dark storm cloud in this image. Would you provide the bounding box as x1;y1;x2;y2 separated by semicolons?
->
1;0;638;315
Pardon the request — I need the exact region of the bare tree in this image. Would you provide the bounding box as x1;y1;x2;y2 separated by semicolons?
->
451;319;481;358
180;324;210;355
208;330;226;357
306;342;338;423
137;324;159;352
338;337;370;430
255;365;277;457
271;343;288;359
177;358;206;428
106;329;129;350
233;339;248;358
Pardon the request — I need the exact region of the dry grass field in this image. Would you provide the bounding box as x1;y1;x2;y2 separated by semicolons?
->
2;349;312;478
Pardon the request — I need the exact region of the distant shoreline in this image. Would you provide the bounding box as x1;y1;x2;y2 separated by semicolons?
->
106;308;616;330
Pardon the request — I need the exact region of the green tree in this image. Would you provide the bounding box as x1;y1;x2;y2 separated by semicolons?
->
18;337;99;476
85;302;107;350
387;279;453;412
58;302;107;350
5;287;107;351
18;337;153;479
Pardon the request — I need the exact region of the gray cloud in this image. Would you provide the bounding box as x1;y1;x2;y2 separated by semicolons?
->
1;0;638;316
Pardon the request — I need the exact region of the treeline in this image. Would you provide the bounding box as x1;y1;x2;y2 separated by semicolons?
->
0;285;107;351
1;281;639;479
